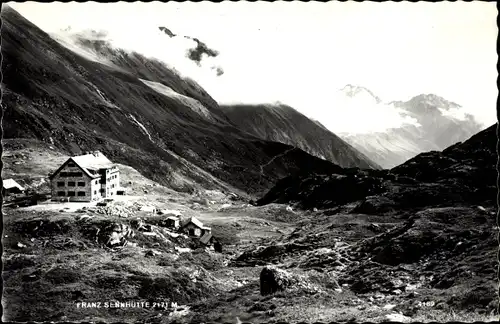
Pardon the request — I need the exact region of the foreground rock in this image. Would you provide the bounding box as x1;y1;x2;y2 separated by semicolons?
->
259;265;322;296
260;266;296;296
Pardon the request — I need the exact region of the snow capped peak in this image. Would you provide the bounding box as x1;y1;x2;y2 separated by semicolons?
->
340;84;382;104
408;94;461;110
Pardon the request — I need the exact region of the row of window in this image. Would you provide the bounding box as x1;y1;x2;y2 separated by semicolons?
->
107;174;118;181
58;181;85;187
57;180;103;187
57;190;102;197
57;191;86;197
59;171;83;177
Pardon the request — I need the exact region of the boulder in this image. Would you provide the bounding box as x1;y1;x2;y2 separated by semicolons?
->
103;223;135;247
260;266;296;296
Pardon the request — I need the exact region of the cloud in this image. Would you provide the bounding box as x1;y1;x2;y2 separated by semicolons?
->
16;1;495;132
184;36;220;65
158;26;221;66
52;24;225;83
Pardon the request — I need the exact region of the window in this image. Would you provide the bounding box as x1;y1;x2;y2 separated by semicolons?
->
57;182;64;187
67;191;75;197
68;162;76;167
57;191;65;196
111;184;115;188
77;192;86;197
68;181;76;187
94;190;97;195
78;181;85;187
60;171;83;177
99;189;104;193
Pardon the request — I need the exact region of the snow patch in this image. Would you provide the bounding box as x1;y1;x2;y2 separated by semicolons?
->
50;32;115;68
128;114;154;142
139;79;214;121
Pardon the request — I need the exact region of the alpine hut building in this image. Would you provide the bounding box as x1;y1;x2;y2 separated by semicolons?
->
49;151;120;202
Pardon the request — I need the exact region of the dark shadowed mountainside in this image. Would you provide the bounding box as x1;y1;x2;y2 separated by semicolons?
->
1;6;362;196
219;103;380;170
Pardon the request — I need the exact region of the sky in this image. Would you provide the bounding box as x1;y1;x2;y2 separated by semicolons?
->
7;1;498;133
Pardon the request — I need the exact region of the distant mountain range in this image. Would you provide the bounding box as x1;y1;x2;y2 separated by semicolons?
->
1;6;378;197
334;85;486;168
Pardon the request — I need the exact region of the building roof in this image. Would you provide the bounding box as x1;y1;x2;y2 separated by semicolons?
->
50;151;115;179
3;179;24;191
166;216;180;221
199;232;213;245
184;216;211;231
72;151;114;171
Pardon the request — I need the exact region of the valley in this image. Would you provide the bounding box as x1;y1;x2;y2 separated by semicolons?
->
2;124;498;322
1;3;498;323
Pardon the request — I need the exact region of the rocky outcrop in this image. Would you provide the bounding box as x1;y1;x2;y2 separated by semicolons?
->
259;266;323;296
233;243;310;267
260;266;297;296
102;223;135;247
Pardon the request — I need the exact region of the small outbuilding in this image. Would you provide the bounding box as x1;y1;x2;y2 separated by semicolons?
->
181;216;211;238
2;179;25;196
164;216;180;229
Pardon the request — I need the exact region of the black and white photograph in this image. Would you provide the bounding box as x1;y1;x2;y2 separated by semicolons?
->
1;1;498;322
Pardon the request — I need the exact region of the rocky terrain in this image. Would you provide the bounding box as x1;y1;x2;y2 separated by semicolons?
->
1;5;377;198
337;86;486;169
245;123;498;321
3;128;498;323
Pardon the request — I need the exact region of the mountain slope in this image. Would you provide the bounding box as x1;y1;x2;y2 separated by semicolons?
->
336;87;485;169
219;103;380;170
257;123;497;210
1;6;353;196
